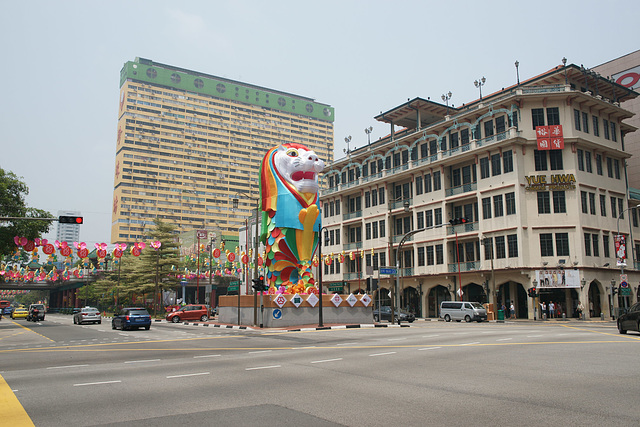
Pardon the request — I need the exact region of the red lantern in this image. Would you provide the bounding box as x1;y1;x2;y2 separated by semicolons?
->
241;254;249;264
113;249;123;258
43;244;55;255
213;248;220;258
97;249;107;258
24;241;35;251
227;253;236;262
60;246;72;257
132;247;141;257
78;248;89;258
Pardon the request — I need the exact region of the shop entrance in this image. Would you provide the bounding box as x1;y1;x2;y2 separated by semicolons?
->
463;282;486;303
402;286;420;316
538;287;580;318
587;280;603;318
427;285;451;318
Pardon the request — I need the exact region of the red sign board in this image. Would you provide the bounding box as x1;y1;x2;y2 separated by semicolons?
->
536;125;564;150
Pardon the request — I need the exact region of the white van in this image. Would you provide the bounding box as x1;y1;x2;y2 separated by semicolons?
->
440;301;487;322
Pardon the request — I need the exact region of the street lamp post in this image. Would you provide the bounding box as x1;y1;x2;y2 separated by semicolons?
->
474;77;486;100
441;92;452;116
562;57;568;85
615;203;640;318
515;61;520;86
343;135;352;156
232;190;260;326
151;240;162;318
396;228;425;324
388;196;410;324
364;127;373;148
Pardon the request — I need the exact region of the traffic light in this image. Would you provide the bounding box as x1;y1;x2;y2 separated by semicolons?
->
528;287;538;298
59;216;83;224
252;275;267;292
611;286;618;296
448;217;470;226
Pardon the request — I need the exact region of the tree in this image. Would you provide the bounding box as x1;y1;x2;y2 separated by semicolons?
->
0;168;53;257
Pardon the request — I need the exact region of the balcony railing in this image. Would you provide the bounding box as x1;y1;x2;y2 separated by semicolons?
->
344;241;363;250
445;182;477;197
400;267;413;276
448;221;479;234
343;211;362;221
393;234;413;244
344;272;362;280
389;197;413;210
448;261;480;273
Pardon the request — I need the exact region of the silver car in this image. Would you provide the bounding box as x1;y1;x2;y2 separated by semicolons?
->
73;307;102;325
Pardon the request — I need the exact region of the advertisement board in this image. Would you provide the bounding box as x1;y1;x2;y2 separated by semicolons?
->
615;234;627;267
535;269;580;289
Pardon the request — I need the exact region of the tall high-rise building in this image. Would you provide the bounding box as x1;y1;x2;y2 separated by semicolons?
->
112;57;334;243
56;210;81;244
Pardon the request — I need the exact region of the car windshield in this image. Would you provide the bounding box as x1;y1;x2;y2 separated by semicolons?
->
84;309;99;313
129;309;149;316
471;303;484;309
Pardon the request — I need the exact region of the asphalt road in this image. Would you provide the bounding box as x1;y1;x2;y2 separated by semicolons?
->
1;315;639;426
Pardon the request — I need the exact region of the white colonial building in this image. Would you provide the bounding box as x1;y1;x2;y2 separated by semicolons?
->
319;62;640;320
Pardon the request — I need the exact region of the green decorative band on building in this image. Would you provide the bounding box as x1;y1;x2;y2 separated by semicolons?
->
120;57;334;123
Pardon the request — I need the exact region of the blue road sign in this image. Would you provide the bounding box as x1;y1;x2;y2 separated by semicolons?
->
380;267;397;275
273;309;282;320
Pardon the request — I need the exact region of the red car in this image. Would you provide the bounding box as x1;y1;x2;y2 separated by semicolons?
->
166;304;210;323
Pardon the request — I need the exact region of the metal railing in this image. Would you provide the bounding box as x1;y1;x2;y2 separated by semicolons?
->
343;211;362;221
344;241;363;250
344;272;362;280
448;221;479;234
445;182;477;197
448;261;480;273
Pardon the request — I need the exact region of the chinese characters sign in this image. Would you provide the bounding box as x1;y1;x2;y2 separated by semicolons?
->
536;125;564;150
615;234;627;267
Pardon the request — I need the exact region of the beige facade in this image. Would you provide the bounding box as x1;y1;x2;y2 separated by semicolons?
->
112;58;334;244
320;63;639;321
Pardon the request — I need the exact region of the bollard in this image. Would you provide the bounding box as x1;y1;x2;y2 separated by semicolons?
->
600;312;604;320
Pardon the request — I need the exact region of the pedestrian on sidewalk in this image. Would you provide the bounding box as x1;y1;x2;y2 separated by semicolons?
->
577;301;585;319
509;302;515;319
549;301;556;319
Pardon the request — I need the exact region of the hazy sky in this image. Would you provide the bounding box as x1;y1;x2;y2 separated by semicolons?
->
2;0;638;248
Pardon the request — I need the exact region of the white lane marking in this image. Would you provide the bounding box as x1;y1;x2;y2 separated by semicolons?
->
337;342;357;346
245;365;281;371
369;352;397;357
193;354;222;359
422;334;440;338
124;359;161;364
166;372;210;379
527;335;543;338
311;358;343;364
418;347;442;351
461;342;480;345
497;338;513;341
74;380;121;387
248;350;272;354
47;364;90;370
388;338;406;341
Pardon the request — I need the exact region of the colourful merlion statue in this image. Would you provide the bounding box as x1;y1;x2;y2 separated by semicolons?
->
260;143;324;294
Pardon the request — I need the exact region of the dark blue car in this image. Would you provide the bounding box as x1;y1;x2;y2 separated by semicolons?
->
112;307;151;330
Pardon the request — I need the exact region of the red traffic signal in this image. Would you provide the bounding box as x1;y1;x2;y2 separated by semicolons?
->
59;216;83;224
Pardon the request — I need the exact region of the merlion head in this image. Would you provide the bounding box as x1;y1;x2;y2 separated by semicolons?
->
273;143;324;194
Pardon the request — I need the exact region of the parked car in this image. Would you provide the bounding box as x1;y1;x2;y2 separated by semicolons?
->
440;301;487;322
618;302;640;334
3;306;15;316
73;307;102;325
11;307;29;319
166;304;211;323
28;304;46;321
373;306;415;323
112;307;151;331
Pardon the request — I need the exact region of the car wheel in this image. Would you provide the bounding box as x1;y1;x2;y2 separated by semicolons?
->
121;323;127;331
112;322;116;330
444;314;451;322
73;317;77;324
144;326;150;330
171;316;180;323
98;320;101;324
618;321;627;334
464;315;471;323
200;315;208;322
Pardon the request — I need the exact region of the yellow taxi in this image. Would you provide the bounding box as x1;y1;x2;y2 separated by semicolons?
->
11;307;29;319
